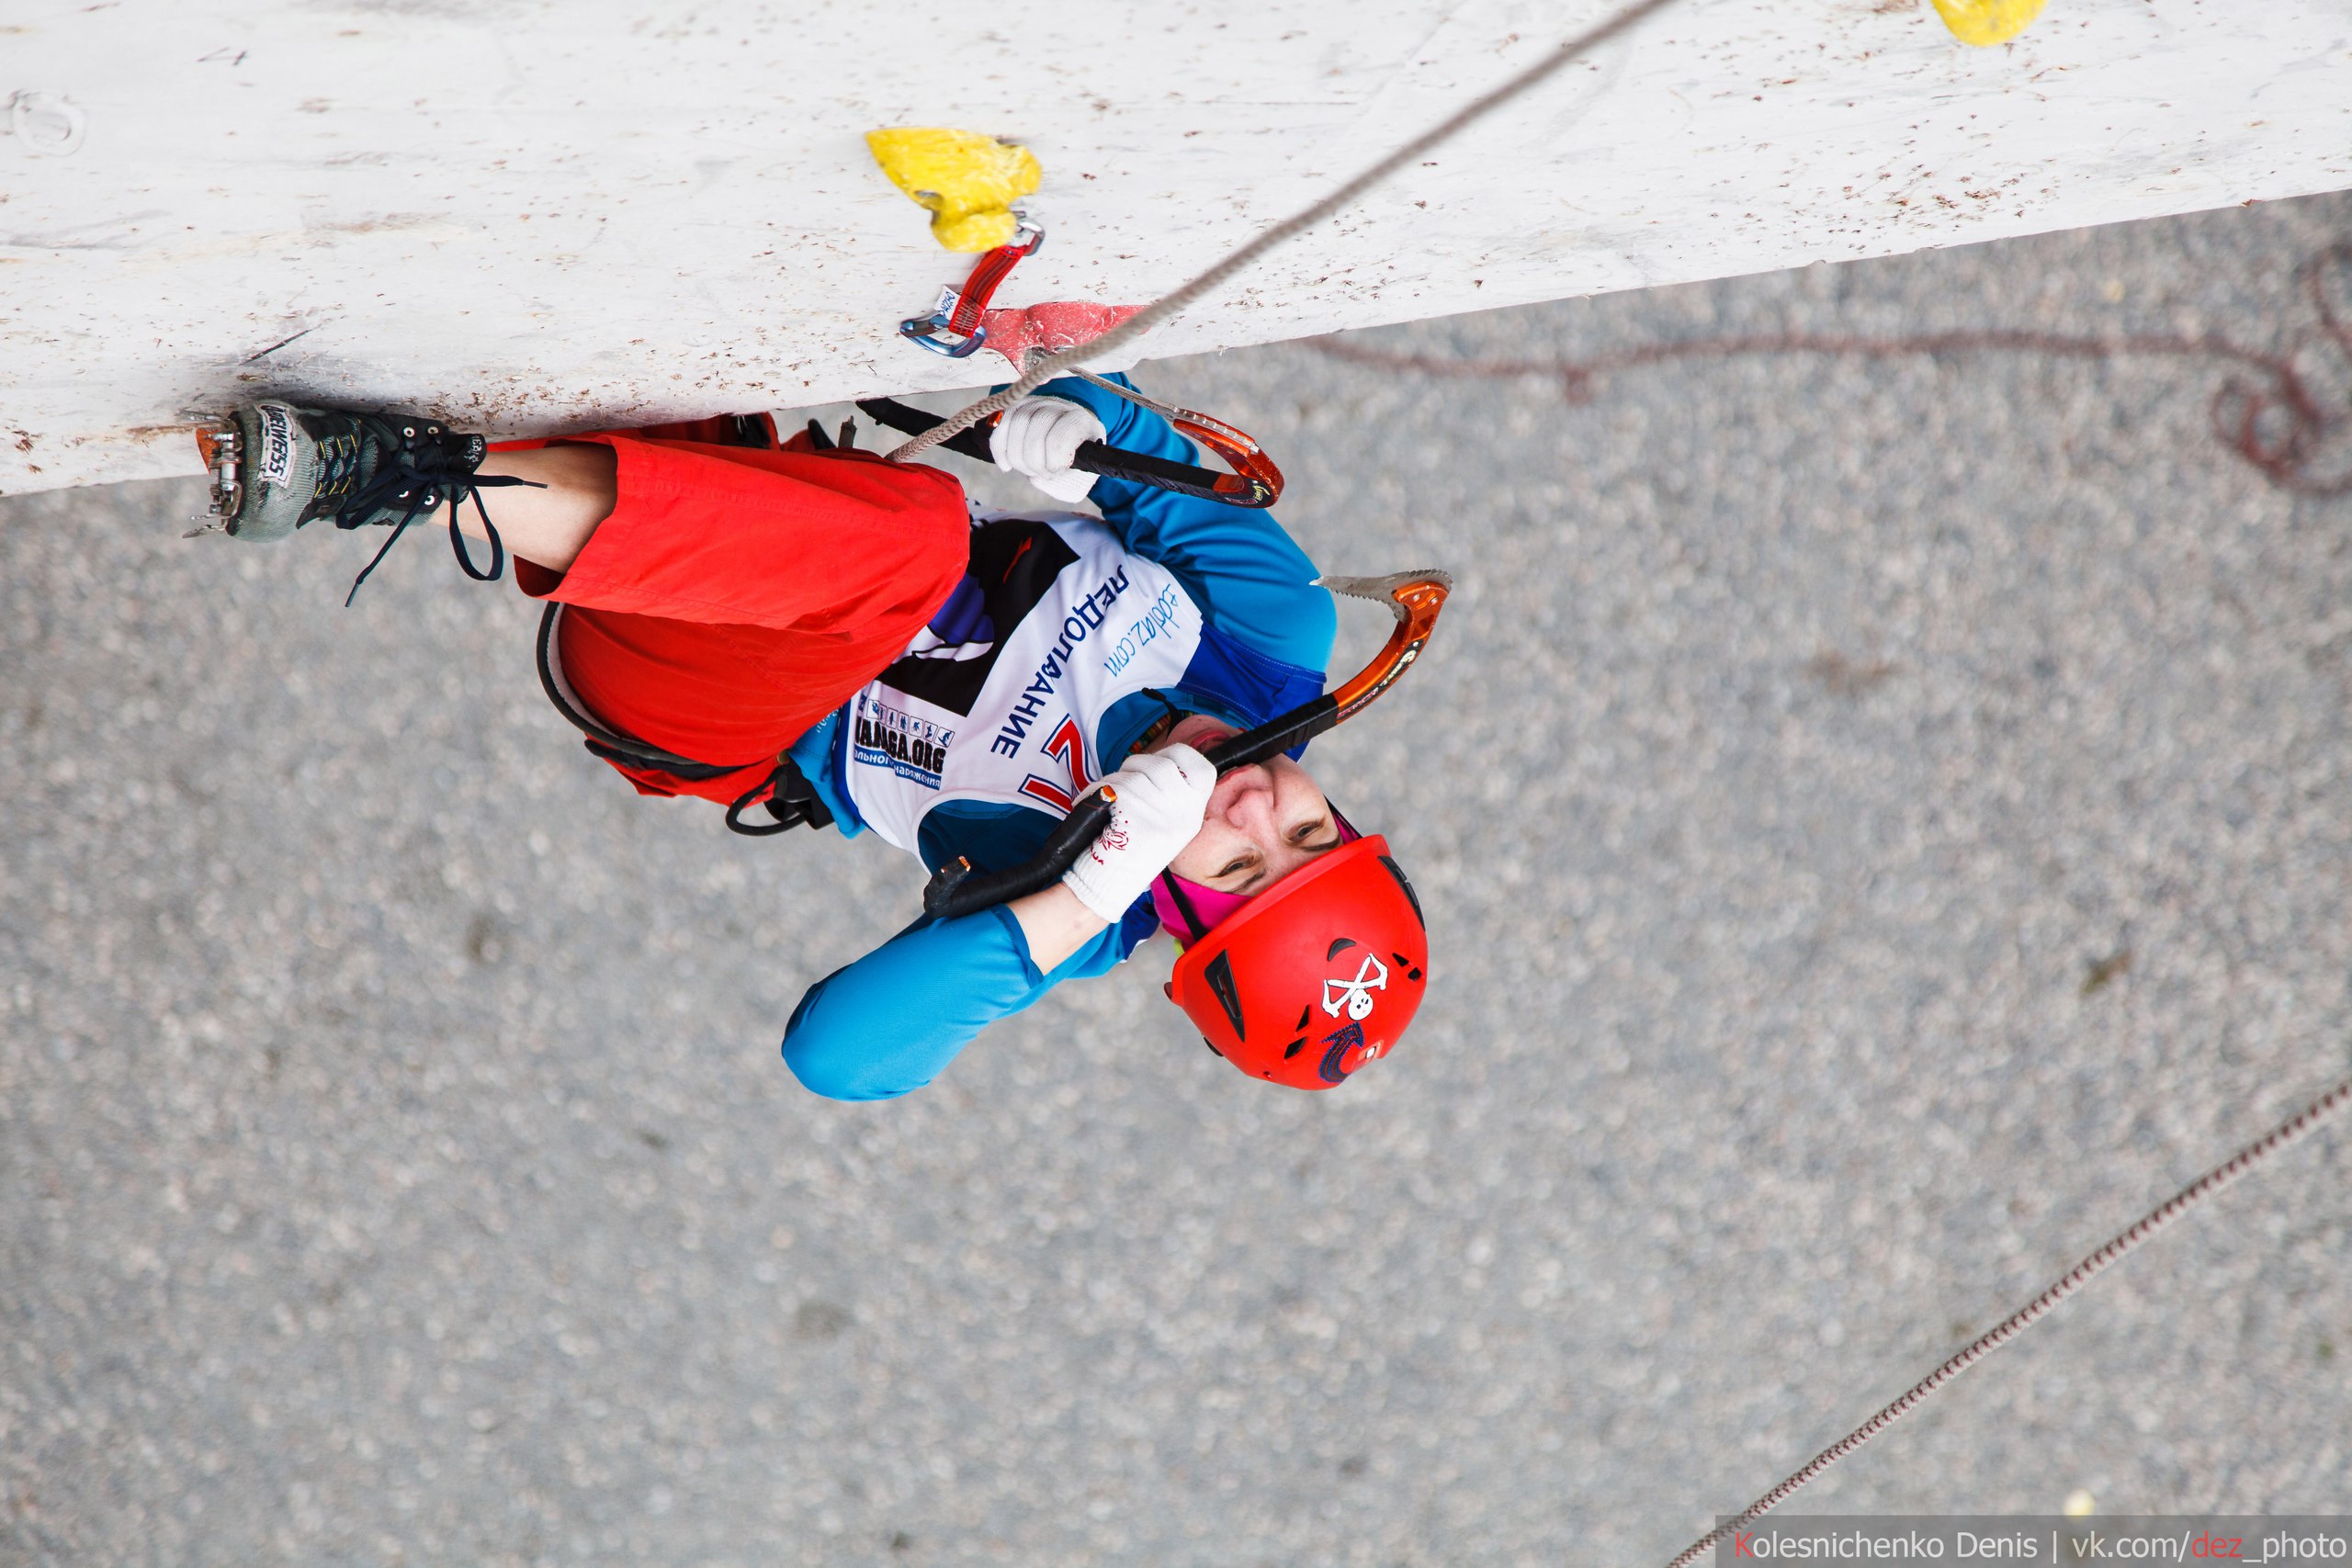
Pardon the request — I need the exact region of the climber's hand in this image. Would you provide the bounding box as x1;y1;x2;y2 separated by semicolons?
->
1058;744;1216;922
989;396;1103;505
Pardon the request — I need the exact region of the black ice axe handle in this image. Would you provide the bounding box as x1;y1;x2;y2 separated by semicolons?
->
855;397;1273;508
918;708;1317;920
920;570;1453;920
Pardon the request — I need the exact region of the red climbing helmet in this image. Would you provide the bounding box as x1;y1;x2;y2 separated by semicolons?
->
1161;835;1429;1089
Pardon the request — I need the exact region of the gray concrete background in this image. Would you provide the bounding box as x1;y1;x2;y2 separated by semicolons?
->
6;193;2351;1567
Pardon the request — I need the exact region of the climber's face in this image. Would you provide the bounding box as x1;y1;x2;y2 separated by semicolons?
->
1154;717;1345;895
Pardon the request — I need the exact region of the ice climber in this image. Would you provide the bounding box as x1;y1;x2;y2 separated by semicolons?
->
196;375;1430;1100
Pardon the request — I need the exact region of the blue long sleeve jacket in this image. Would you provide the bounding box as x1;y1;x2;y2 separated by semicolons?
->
780;375;1336;1100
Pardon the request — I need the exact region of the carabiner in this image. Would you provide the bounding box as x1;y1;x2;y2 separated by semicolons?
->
899;291;989;358
898;218;1044;357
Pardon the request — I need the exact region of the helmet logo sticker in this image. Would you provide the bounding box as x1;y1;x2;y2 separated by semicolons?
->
1316;1021;1380;1085
1322;952;1389;1021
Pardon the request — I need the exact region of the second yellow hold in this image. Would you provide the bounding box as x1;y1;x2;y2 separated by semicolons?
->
1930;0;2050;46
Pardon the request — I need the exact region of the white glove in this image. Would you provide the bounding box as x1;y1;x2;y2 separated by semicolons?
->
989;396;1104;504
1059;743;1216;921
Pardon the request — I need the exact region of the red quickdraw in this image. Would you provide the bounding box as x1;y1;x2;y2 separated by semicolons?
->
898;218;1045;358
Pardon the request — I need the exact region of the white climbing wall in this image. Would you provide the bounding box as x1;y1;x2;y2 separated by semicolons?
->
4;0;2348;495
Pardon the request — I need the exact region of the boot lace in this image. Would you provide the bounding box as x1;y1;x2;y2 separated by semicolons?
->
329;420;542;604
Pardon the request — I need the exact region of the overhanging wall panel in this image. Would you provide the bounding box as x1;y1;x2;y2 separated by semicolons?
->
3;0;2347;493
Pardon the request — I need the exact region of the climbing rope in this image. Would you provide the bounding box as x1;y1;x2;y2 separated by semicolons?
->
867;12;2351;1551
1313;241;2352;498
1660;1073;2352;1568
883;0;1682;465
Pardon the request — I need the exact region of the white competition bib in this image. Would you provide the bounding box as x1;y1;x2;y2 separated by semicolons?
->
842;514;1206;855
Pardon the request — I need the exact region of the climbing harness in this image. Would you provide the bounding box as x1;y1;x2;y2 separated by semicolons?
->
534;600;833;836
899;218;1046;357
522;408;838;835
1660;1073;2352;1568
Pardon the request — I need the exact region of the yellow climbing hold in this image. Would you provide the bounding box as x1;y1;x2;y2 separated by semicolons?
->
1930;0;2050;46
865;128;1043;253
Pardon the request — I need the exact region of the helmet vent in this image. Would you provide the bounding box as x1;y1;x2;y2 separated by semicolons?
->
1202;952;1247;1041
1295;1004;1312;1032
1283;1037;1306;1060
1377;854;1424;929
1326;937;1358;960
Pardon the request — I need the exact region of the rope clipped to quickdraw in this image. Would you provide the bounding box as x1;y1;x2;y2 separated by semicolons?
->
881;0;1682;467
1660;1074;2352;1568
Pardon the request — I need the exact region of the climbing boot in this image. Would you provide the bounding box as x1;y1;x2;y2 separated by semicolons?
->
193;401;537;600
